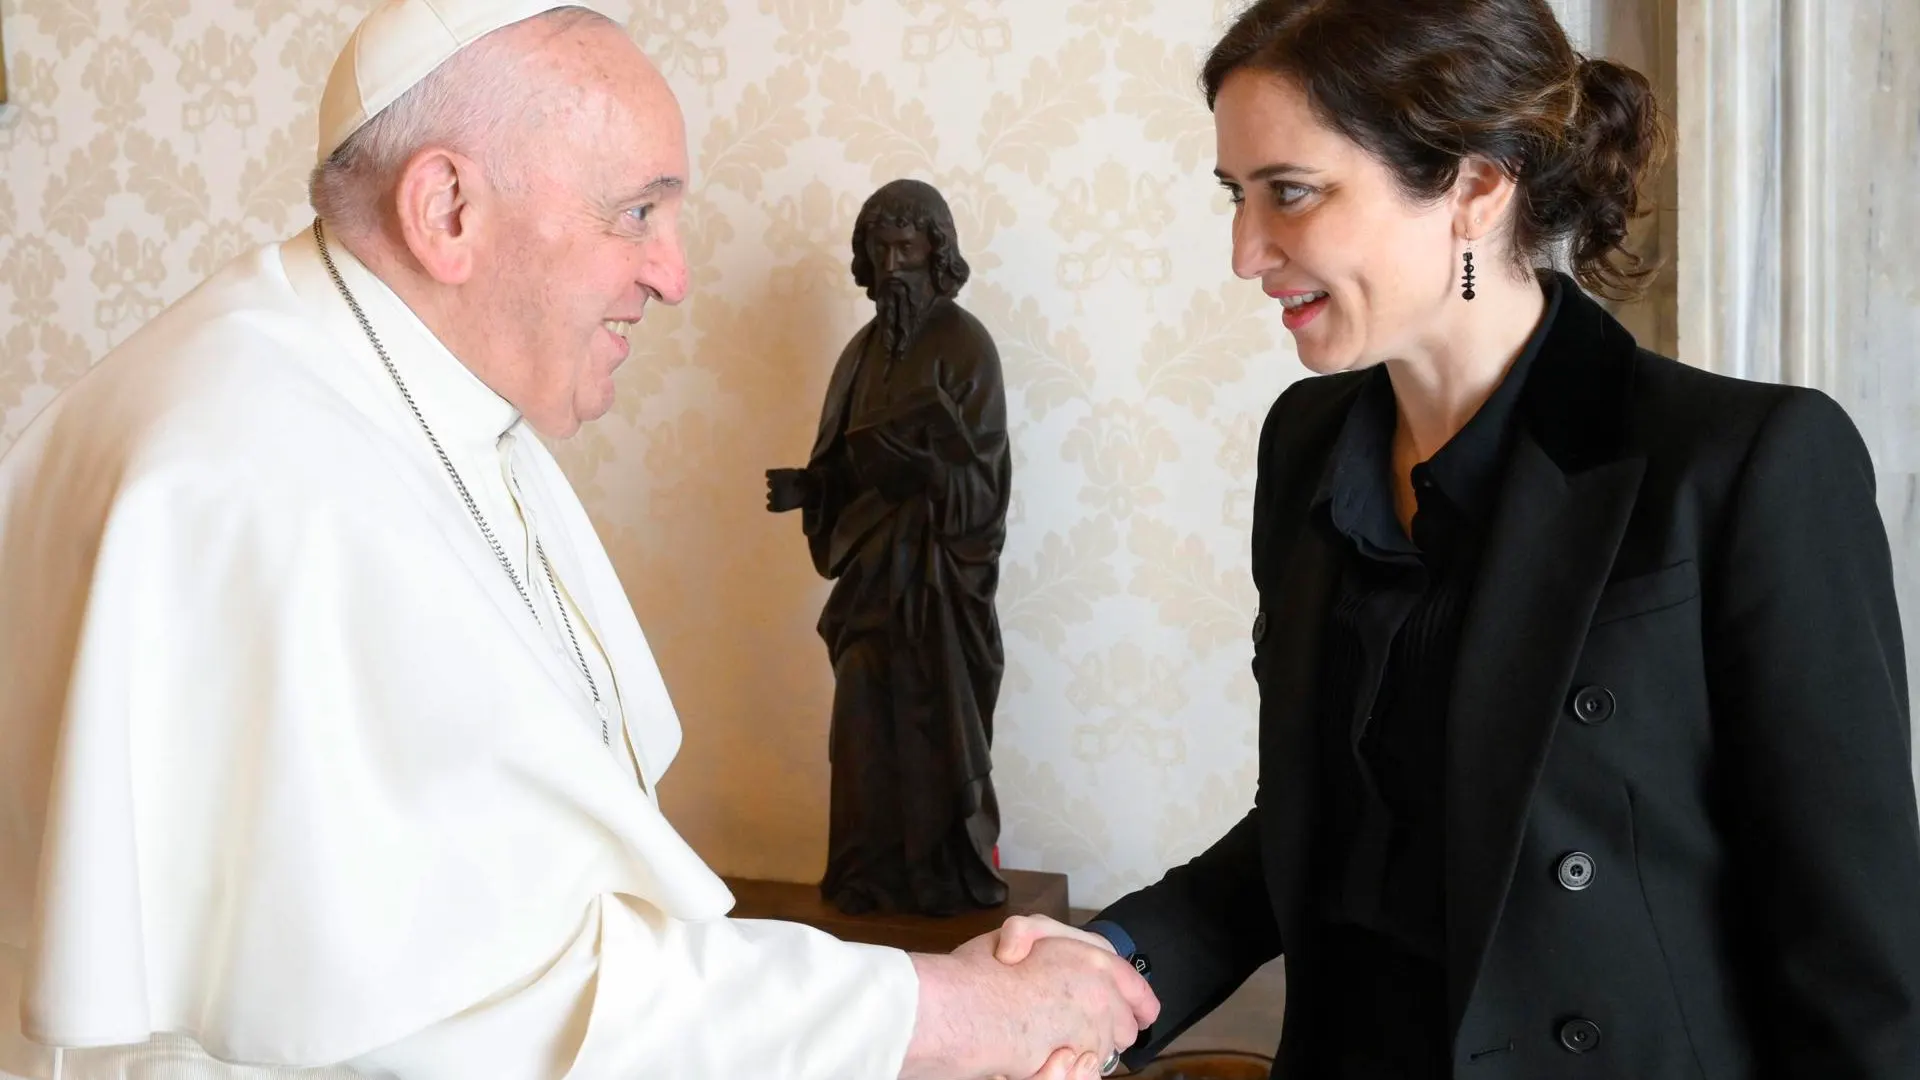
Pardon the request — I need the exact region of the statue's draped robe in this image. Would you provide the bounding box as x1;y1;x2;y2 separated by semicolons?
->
803;297;1011;916
0;231;917;1080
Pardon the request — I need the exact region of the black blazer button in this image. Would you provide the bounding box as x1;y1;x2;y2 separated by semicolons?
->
1558;1018;1602;1053
1252;611;1268;644
1557;852;1595;891
1570;685;1616;724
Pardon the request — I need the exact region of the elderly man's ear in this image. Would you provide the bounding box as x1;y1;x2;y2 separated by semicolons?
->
394;148;488;286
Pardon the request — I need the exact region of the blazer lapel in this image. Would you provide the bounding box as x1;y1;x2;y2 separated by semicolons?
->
1443;276;1649;1034
1249;376;1365;949
1259;517;1341;946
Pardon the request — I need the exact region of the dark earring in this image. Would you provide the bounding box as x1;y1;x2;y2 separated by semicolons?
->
1461;247;1477;301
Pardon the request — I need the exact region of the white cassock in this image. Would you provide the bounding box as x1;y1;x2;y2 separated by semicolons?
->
0;227;918;1080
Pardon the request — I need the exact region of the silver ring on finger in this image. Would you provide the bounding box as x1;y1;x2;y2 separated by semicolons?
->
1100;1049;1121;1076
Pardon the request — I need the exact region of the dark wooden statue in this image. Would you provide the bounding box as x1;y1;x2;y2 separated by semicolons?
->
766;179;1011;917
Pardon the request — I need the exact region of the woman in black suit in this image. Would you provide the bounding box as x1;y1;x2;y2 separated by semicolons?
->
995;0;1920;1076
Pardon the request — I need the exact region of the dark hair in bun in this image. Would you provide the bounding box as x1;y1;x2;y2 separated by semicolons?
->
1203;0;1668;300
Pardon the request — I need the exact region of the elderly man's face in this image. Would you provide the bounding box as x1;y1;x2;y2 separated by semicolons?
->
475;20;690;438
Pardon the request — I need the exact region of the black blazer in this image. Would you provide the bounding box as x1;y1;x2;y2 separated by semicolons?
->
1100;278;1920;1078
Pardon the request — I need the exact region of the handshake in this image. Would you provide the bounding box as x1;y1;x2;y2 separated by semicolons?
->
904;914;1161;1080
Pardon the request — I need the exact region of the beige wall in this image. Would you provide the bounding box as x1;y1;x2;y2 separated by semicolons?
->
0;0;1283;907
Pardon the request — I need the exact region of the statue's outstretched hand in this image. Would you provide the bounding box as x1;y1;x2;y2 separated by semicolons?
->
766;467;815;512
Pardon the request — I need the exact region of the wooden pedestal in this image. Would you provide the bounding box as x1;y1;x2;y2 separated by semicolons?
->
723;869;1069;953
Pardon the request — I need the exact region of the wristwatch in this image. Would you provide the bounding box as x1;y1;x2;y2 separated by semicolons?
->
1084;919;1149;1075
1083;919;1152;982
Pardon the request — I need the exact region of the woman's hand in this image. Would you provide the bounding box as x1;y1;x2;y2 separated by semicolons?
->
996;1047;1107;1080
988;914;1120;965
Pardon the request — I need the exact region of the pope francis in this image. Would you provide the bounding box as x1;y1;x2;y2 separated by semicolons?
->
0;3;1155;1079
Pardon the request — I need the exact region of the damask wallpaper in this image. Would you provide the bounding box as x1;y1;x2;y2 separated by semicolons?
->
0;0;1290;906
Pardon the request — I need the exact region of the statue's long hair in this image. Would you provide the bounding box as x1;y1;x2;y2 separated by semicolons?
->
849;179;972;301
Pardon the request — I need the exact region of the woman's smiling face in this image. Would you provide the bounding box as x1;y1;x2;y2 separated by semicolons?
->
1213;68;1469;375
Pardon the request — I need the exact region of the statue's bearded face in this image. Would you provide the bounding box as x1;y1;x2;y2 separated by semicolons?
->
867;220;936;360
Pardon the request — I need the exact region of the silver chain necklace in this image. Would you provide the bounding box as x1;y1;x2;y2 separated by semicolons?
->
312;218;609;748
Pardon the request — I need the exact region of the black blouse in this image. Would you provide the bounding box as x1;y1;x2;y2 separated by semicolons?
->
1307;276;1563;1077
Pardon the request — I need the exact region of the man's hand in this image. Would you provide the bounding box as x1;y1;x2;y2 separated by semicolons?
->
765;467;815;513
980;915;1148;1080
956;924;1156;1036
901;936;1158;1080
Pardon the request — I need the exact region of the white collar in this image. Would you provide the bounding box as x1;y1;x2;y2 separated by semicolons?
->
289;222;523;453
